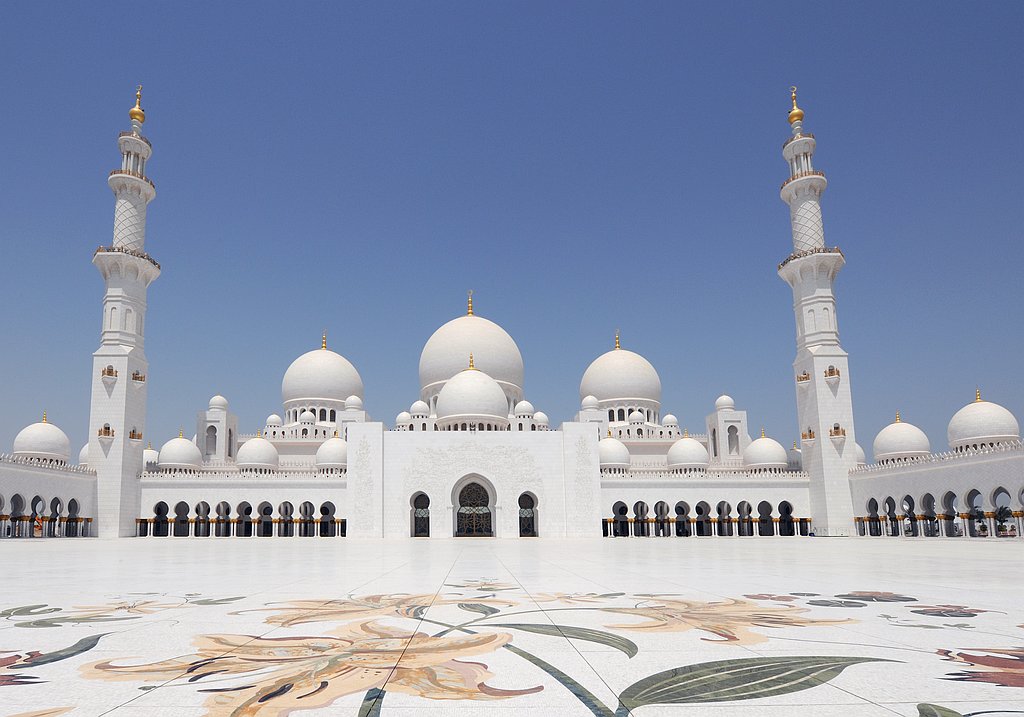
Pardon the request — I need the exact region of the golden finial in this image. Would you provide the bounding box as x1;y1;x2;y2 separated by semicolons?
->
683;427;689;438
321;330;327;350
42;411;47;423
761;427;766;438
976;387;982;402
793;440;798;450
333;429;339;437
895;410;901;423
468;353;476;370
607;428;612;438
257;429;262;438
788;86;804;125
179;428;184;438
467;290;474;316
147;441;153;449
129;85;146;124
614;329;620;350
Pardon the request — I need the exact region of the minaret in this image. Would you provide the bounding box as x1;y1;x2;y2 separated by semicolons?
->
87;86;161;537
776;88;857;536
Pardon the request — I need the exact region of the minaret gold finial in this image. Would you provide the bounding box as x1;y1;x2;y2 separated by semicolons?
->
129;85;146;124
788;86;804;125
976;387;982;402
322;330;327;350
467;290;474;316
179;428;184;438
761;427;766;438
468;353;476;370
895;410;901;423
147;441;153;449
614;329;620;350
42;411;47;423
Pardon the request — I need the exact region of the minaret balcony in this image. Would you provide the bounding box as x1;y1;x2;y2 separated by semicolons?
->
108;169;155;189
824;366;841;386
780;169;826;191
118;131;152;148
801;429;816;443
98;426;115;442
128;430;143;441
132;371;147;383
796;371;811;385
100;366;118;386
782;132;815;150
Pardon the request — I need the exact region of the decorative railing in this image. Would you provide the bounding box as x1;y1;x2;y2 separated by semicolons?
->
782;132;814;150
100;366;118;378
0;453;95;475
829;427;846;437
603;467;810;481
778;246;844;270
780;169;826;191
98;426;115;438
129;429;143;440
824;366;841;378
851;439;1024;475
119;131;152;148
802;429;816;440
796;371;811;383
108;168;155;189
131;371;146;382
94;244;160;270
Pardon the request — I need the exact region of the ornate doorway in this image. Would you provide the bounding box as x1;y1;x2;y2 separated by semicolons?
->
456;482;492;537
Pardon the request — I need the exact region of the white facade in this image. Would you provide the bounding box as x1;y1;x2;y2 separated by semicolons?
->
1;89;1022;543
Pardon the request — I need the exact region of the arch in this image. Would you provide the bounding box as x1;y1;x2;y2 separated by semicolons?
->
611;501;629;537
278;502;294;537
454;478;493;537
65;498;79;538
518;492;538;537
716;501;733;536
901;495;918;537
411;492;430;537
236;501;254;537
727;425;739;455
299;501;316;537
778;501;795;536
965;489;985;537
254;502;273;537
673;501;691;537
632;501;650;537
194;501;211;537
153;501;170;537
319;502;337;537
171;501;190;537
46;497;63;538
205;425;217;456
919;493;938;537
757;500;774;536
214;501;232;537
319;408;327;422
737;501;754;536
866;498;881;536
694;501;712;537
653;500;670;537
883;496;898;536
711;428;718;458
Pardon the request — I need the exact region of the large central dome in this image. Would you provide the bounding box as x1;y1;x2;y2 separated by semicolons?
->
282;347;363;405
419;306;524;402
580;346;661;405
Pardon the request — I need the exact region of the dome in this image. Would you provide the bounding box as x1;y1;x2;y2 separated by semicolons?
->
873;414;931;462
514;400;535;416
396;411;412;425
345;395;363;411
281;348;363;405
743;434;788;468
419;313;524;397
78;443;90;466
598;435;630;469
410;400;430;416
581;395;600;410
663;414;678;427
435;368;510;424
299;410;316;424
534;411;549;425
715;395;735;411
580;348;661;404
235;436;279;469
787;443;803;470
854;442;866;465
628;410;645;423
315;436;348;468
143;444;159;467
158;435;202;470
209;395;229;411
13;418;70;463
947;392;1019;450
667;436;709;469
265;414;282;427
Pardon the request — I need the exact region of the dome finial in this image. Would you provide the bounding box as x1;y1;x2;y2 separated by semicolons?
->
147;441;152;449
895;410;901;423
467;289;474;316
793;440;798;450
468;352;475;370
129;84;146;124
607;428;612;438
257;428;262;438
761;426;766;438
42;410;47;423
179;428;184;438
333;429;339;437
322;330;327;350
976;387;982;402
788;86;804;125
614;329;620;350
683;427;689;438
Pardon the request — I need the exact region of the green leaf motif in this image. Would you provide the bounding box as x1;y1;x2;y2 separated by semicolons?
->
18;633;110;666
0;605;61;619
618;656;894;708
457;603;500;617
917;704;964;717
493;623;638;659
189;596;247;606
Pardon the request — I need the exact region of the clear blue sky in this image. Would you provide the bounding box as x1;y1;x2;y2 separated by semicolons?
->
1;1;1022;459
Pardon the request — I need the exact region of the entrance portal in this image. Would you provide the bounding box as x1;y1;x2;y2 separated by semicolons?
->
456;482;492;537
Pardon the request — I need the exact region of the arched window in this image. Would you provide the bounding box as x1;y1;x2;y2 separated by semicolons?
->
608;410;614;421
412;493;430;537
727;425;739;455
617;408;625;422
456;482;492;537
206;425;217;455
518;493;537;537
711;428;718;457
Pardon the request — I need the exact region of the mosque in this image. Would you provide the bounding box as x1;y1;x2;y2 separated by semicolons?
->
1;88;1021;542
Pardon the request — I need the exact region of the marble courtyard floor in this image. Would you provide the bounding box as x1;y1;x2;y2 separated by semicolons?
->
1;537;1022;716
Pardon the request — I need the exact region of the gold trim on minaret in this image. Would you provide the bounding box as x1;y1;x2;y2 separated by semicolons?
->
467;290;474;316
788;86;804;125
129;85;146;124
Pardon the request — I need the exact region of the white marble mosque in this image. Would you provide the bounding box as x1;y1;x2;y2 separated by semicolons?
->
1;87;1022;544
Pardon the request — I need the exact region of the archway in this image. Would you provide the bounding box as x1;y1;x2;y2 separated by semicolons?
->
757;501;774;536
902;495;918;537
412;493;430;537
653;501;670;537
214;501;231;537
319;502;337;537
65;498;78;538
737;501;754;536
278;502;294;537
716;501;734;537
866;498;881;536
612;501;629;537
674;501;691;537
299;502;316;537
883;496;898;536
30;496;45;538
236;502;254;537
173;501;190;537
194;502;211;537
695;501;712;537
256;502;274;537
942;491;961;537
48;498;63;538
920;494;937;537
778;501;795;536
965;489;984;537
518;493;537;537
153;501;170;537
993;487;1014;536
632;501;650;537
455;481;493;537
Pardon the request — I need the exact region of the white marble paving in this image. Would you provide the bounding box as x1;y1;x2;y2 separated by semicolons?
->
0;536;1022;717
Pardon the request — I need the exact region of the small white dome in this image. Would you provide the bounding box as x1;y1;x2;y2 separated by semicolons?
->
599;436;630;469
514;400;535;416
143;444;159;467
265;414;282;427
410;400;430;416
78;443;90;466
873;415;931;462
667;436;709;469
209;395;229;411
580;346;662;405
744;434;788;468
628;410;645;423
855;442;866;465
158;436;202;470
947;394;1019;450
13;419;70;463
534;411;549;425
436;368;510;425
345;395;363;411
396;411;412;425
662;414;678;427
316;436;348;468
715;395;735;411
282;348;363;405
787;443;802;470
581;395;600;410
235;436;279;469
299;410;316;424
